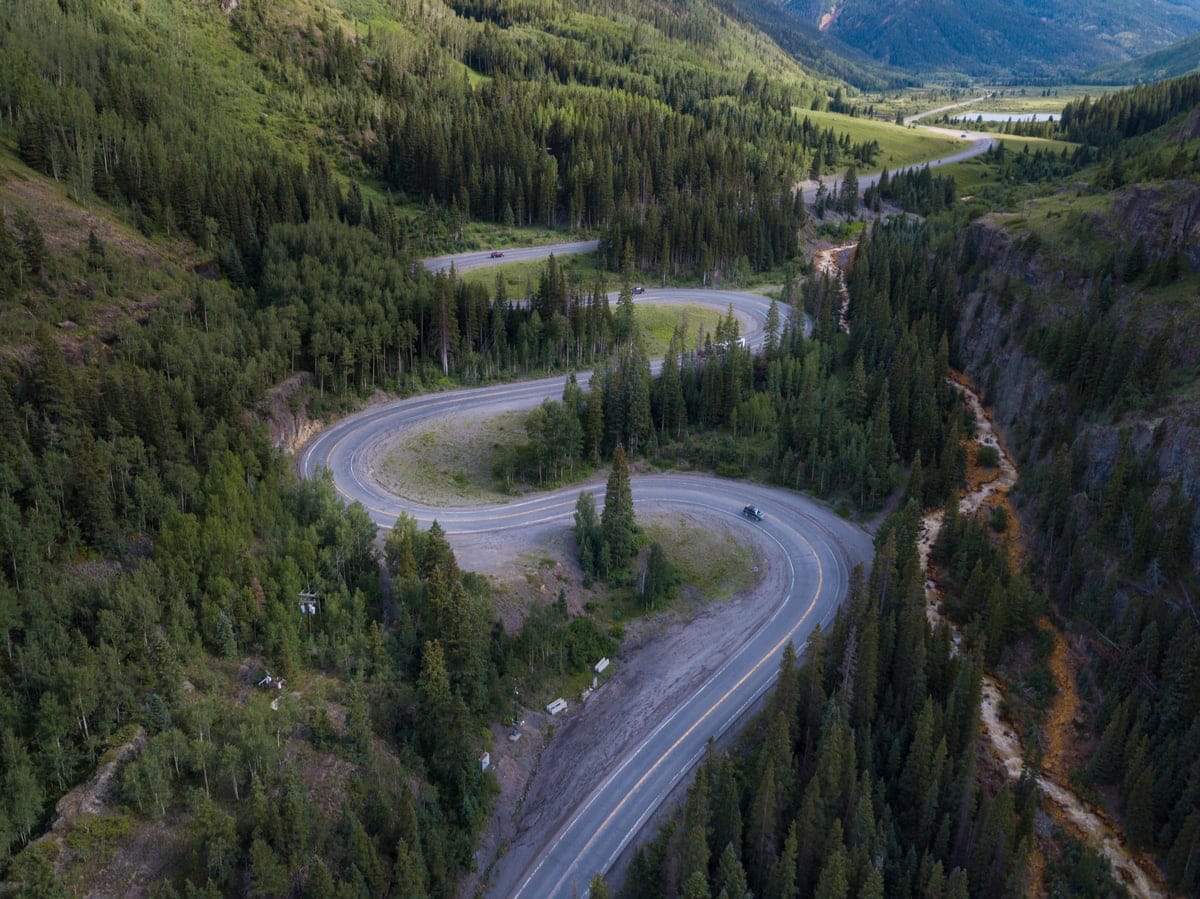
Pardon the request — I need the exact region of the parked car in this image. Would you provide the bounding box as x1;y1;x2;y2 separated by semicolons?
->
490;251;504;258
742;504;763;521
632;285;645;294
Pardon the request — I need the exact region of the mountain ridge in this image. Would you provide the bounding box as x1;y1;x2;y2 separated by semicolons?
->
1087;30;1200;84
759;0;1200;79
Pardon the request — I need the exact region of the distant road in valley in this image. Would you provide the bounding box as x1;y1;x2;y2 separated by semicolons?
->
423;239;601;274
799;126;997;203
904;94;992;126
419;129;995;264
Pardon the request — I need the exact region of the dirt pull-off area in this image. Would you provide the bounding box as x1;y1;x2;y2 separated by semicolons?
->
374;408;526;507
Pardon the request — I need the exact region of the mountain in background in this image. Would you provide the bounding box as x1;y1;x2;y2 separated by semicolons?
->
760;0;1200;79
718;0;919;90
1088;30;1200;83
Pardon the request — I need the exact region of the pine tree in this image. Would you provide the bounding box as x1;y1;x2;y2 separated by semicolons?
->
859;866;885;899
214;611;237;658
711;758;743;868
420;520;458;581
305;859;337;898
716;841;751;899
589;873;611;899
248;838;289;898
766;820;799;899
765;300;781;354
601;444;635;574
898;700;936;821
574;491;602;582
1167;809;1200;894
386;516;419;580
144;693;172;734
1125;765;1156;849
658;335;686;439
747;759;781;891
642;542;675;609
840;166;859;216
0;210;23;300
813;821;849;899
586;383;605;463
13;211;45;282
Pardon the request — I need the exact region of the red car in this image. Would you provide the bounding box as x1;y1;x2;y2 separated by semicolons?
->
489;251;504;259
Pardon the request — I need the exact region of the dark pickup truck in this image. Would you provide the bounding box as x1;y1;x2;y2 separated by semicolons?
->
743;504;763;521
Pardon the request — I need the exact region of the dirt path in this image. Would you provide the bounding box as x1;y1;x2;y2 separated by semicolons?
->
817;247;1169;898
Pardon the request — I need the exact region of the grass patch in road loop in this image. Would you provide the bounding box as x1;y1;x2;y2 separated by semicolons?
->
375;410;527;505
643;515;760;603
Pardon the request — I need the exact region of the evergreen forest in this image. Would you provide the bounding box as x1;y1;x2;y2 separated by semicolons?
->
0;0;1199;895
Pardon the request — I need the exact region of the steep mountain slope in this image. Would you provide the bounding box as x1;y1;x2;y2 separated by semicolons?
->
718;0;918;90
765;0;1200;78
944;81;1200;895
1088;30;1200;84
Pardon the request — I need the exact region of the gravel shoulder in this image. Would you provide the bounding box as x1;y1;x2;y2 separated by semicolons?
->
459;509;784;898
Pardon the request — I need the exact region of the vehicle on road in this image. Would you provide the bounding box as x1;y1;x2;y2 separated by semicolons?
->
490;251;504;258
632;285;645;294
742;504;763;521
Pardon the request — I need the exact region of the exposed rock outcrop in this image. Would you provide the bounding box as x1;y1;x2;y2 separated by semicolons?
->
251;371;322;454
953;201;1200;573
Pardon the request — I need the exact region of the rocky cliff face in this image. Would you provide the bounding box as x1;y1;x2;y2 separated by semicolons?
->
1112;181;1200;274
952;198;1200;572
250;371;322;455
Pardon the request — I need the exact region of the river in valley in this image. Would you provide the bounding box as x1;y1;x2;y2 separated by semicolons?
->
821;243;1169;898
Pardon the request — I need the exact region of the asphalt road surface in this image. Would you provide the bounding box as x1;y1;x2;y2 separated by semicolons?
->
423;239;601;274
799;127;996;203
493;478;869;899
298;288;867;896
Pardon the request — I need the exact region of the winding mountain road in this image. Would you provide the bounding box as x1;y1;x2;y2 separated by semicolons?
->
298;289;867;896
300;386;871;899
299;119;1001;894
